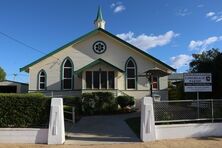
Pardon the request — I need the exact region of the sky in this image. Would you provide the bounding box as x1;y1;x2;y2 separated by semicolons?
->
0;0;222;83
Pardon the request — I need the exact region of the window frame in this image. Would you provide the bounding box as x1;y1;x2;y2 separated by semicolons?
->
61;58;74;90
101;71;108;89
86;71;92;89
38;70;47;90
152;76;159;90
85;70;115;89
125;57;137;90
108;71;115;89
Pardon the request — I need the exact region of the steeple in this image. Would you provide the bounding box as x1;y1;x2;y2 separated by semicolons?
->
94;6;106;29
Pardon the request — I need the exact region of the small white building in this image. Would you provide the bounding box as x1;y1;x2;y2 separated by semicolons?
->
0;80;28;93
20;7;175;105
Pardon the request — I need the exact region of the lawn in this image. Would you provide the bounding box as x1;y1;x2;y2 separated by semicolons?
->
125;117;140;138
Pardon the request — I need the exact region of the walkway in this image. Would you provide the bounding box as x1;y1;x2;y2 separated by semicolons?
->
65;112;140;144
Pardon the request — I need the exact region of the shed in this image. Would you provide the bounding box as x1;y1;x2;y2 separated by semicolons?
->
0;80;28;93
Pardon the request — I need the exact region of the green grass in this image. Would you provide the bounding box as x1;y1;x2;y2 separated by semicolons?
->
125;117;140;138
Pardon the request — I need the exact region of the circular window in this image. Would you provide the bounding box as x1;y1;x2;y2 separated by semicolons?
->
93;41;106;54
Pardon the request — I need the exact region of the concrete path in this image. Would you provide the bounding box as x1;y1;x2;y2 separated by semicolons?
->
65;112;140;144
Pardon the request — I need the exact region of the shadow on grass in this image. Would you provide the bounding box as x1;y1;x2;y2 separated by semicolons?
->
125;117;140;138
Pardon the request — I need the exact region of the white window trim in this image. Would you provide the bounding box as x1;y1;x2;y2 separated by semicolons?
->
100;71;107;89
38;71;46;90
62;60;73;90
85;71;115;90
108;71;115;89
126;61;136;90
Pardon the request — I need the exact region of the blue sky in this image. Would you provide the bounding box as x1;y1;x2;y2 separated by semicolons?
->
0;0;222;83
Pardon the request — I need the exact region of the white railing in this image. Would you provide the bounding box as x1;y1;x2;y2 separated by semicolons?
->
64;106;75;124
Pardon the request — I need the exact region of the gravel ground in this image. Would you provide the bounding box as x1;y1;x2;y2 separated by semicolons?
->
1;137;222;148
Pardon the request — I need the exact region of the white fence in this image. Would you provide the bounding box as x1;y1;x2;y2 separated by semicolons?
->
154;99;222;123
141;97;222;142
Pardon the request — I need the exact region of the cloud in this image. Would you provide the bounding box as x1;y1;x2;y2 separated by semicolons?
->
110;2;125;13
188;36;222;51
206;12;215;17
206;11;222;22
116;31;179;50
170;54;193;69
176;8;191;16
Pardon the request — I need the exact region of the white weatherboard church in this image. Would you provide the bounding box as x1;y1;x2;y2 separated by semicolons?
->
20;7;176;106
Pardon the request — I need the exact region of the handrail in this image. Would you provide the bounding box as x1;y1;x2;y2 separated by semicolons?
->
64;106;75;124
118;90;129;96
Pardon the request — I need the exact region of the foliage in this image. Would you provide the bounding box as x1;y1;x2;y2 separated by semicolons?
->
116;95;135;109
81;92;118;115
168;81;184;100
0;93;50;128
0;67;6;81
189;48;222;98
81;93;97;115
63;96;82;113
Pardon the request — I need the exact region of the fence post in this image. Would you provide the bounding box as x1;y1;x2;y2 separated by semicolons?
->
211;99;214;123
197;92;200;119
72;107;75;124
48;98;65;144
140;97;156;141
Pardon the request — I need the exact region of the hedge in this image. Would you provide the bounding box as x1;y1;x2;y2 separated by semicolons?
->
0;93;50;128
82;92;118;115
116;95;135;109
63;96;82;113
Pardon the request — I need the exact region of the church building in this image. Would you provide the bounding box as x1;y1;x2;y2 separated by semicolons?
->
20;7;176;105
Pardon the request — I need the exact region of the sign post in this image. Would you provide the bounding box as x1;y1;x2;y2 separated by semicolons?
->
197;92;199;118
184;73;212;118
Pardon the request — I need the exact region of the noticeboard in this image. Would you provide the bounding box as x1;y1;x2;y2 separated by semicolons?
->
184;73;212;92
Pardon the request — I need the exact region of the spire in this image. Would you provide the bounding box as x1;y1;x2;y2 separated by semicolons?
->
95;6;104;22
94;6;106;29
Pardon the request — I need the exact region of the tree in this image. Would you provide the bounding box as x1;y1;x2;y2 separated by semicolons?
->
189;48;222;98
0;67;6;81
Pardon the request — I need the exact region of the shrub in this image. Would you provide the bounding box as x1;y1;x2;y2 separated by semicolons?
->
93;92;118;114
81;92;118;115
116;95;135;109
63;96;82;113
0;93;50;128
81;93;97;115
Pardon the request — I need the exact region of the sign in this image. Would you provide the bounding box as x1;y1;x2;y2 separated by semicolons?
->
184;73;212;92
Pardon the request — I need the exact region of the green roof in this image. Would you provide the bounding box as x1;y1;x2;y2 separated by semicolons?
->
94;6;104;22
75;58;124;74
20;28;176;72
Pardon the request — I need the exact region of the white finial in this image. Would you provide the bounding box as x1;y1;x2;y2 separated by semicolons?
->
94;6;106;29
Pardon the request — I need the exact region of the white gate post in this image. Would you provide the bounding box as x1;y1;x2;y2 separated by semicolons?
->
48;98;65;144
140;97;156;141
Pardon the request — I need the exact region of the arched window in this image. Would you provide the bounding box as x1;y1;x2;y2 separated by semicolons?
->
38;70;46;90
62;58;73;90
126;58;137;89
